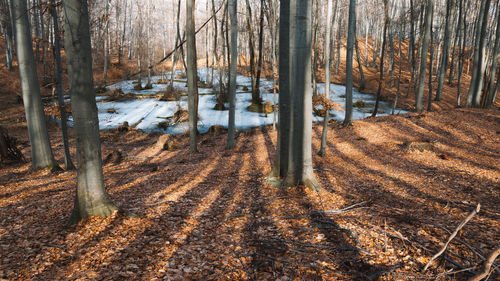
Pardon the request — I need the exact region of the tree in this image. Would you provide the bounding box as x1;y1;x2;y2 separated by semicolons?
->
245;0;260;104
63;0;120;224
466;0;491;107
13;0;58;171
50;0;74;170
435;0;453;101
226;0;237;149
372;0;389;117
280;0;320;190
0;0;13;71
415;0;433;112
102;0;110;87
343;0;356;126
186;0;199;153
485;5;500;108
318;0;334;157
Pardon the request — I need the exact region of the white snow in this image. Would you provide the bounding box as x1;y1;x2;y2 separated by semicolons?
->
67;68;407;134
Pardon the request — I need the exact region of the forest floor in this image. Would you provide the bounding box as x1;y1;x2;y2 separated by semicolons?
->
0;38;499;280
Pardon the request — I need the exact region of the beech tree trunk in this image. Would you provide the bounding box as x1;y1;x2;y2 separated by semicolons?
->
343;0;356;126
0;0;13;71
186;0;199;153
14;0;58;171
415;0;433;112
466;0;491;107
272;0;294;179
226;0;237;149
102;0;110;86
282;0;320;190
372;0;389;117
63;0;119;224
436;0;453;100
485;4;499;108
51;0;74;170
318;0;334;157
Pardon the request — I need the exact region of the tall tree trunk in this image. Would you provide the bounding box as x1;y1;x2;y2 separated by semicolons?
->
14;0;58;171
272;0;293;179
282;0;320;190
343;0;356;126
186;0;199;153
210;0;217;87
245;0;259;104
436;0;453;101
354;19;365;91
409;0;416;87
1;0;13;71
169;0;182;91
51;0;74;170
485;4;500;108
427;14;434;111
415;0;433;112
466;0;491;107
457;0;467;106
318;0;334;157
393;0;405;115
227;0;237;149
102;0;110;86
63;0;119;224
372;0;389;117
255;0;265;98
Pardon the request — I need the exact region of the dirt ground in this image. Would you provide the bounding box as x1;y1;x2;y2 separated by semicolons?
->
0;37;499;280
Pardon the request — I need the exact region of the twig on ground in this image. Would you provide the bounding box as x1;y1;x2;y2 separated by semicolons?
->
469;246;500;281
452;236;500;275
63;270;92;281
423;203;480;271
321;201;368;215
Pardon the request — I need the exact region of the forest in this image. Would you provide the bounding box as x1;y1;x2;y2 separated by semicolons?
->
0;0;499;280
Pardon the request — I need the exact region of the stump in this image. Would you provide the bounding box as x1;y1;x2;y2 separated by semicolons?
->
0;126;25;164
104;150;123;164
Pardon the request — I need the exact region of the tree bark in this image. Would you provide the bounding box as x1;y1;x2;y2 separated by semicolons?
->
415;0;433;112
354;20;365;91
255;0;265;99
436;0;453;101
466;0;491;107
13;0;58;171
372;0;389;117
485;4;500;108
102;0;110;86
427;14;434;111
63;0;119;224
343;0;356;126
51;0;74;170
226;0;237;149
318;0;334;157
186;0;199;153
282;0;320;190
273;0;293;179
245;0;259;104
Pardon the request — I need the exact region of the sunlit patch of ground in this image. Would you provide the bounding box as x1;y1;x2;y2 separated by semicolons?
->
0;107;498;280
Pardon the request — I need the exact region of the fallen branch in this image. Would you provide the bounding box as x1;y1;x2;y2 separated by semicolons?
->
469;246;500;281
321;201;368;215
423;203;480;271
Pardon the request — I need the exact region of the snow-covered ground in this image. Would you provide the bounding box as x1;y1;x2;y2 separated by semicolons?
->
71;68;407;134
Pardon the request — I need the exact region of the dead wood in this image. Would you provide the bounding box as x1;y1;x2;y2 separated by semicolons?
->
0;126;25;164
469;246;500;281
423;203;481;271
